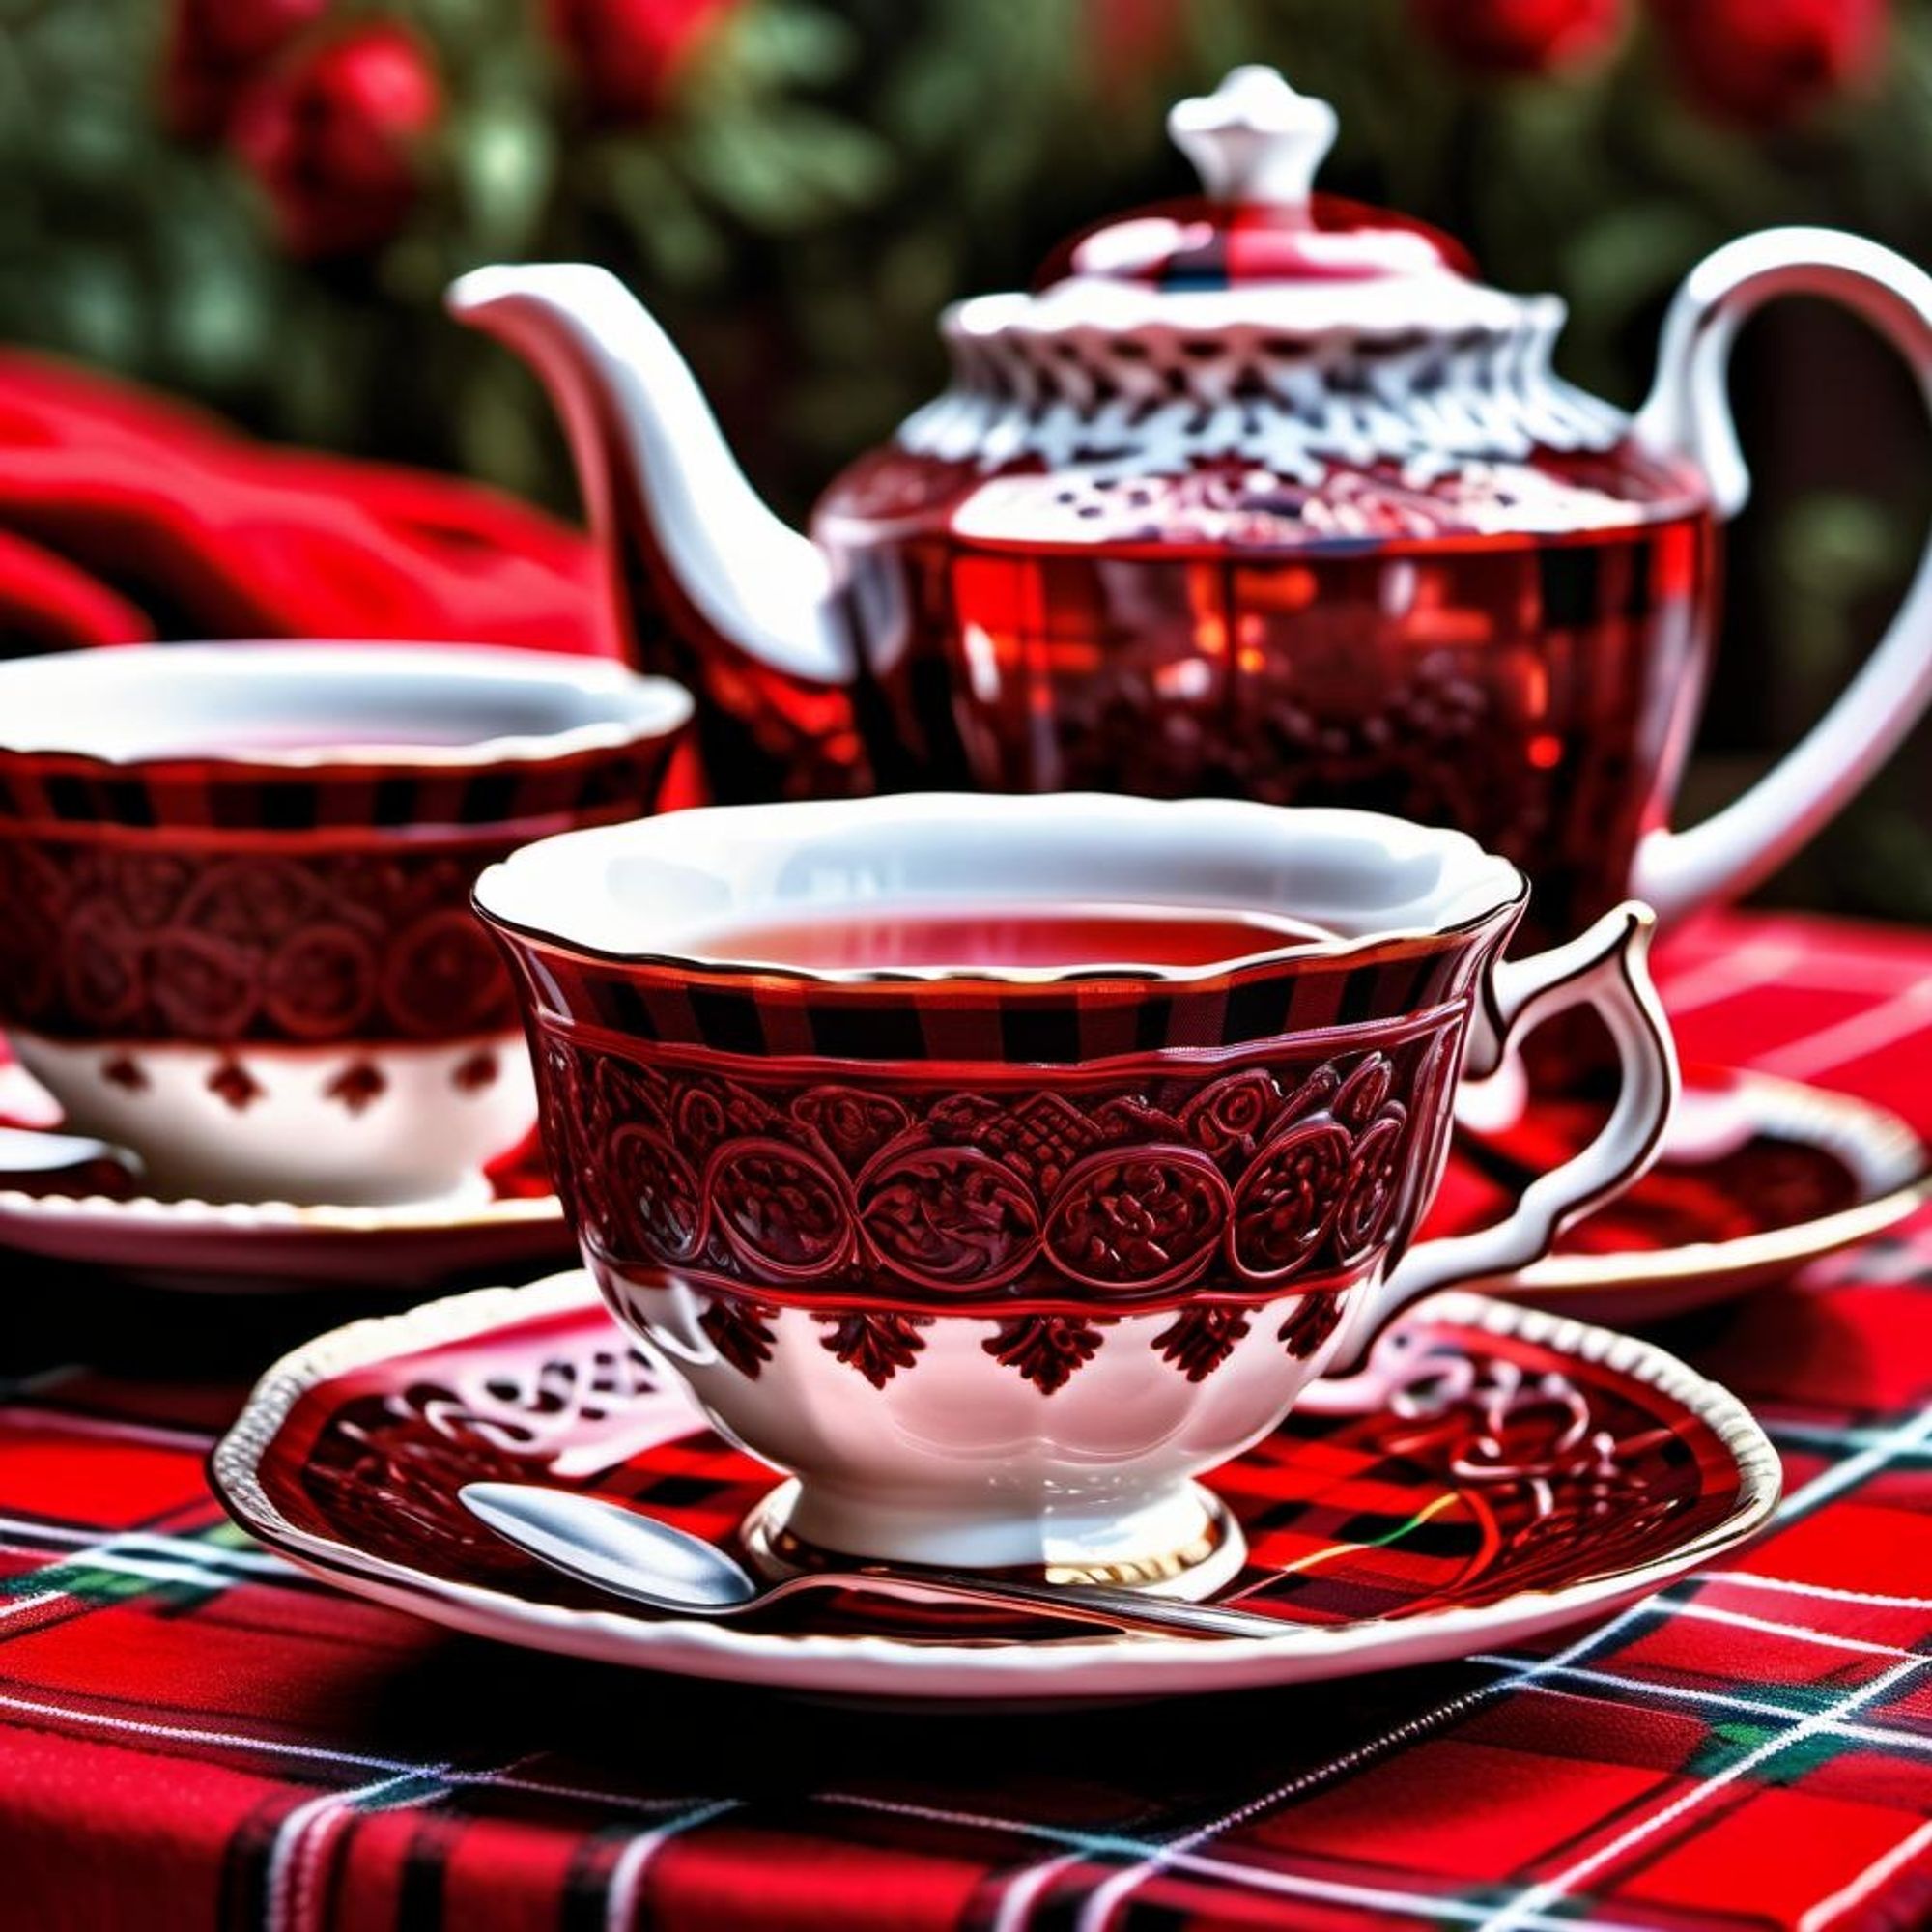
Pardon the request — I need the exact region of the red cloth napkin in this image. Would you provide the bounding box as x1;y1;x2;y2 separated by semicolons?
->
0;351;617;657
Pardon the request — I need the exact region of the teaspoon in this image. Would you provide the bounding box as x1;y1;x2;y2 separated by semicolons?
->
460;1483;1288;1642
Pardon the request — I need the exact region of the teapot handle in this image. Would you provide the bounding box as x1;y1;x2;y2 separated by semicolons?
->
1630;227;1932;923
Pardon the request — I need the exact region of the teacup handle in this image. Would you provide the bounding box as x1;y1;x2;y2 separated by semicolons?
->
1310;904;1678;1385
1630;228;1932;924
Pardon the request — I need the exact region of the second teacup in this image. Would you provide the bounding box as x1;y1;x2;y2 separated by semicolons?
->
477;794;1678;1595
0;643;692;1206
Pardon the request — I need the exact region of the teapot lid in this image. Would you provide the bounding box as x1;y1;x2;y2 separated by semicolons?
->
945;66;1554;344
1036;67;1474;295
892;65;1643;542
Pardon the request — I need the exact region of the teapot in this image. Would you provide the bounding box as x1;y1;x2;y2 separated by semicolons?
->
450;65;1932;945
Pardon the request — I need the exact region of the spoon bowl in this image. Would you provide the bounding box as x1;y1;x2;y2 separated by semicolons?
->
458;1483;1293;1642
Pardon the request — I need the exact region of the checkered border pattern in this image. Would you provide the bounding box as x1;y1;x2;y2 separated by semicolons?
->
493;912;1513;1066
0;728;684;834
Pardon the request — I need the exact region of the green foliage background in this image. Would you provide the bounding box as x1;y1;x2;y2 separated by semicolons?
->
2;0;1929;917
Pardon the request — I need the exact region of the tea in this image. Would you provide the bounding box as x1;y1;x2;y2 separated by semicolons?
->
696;901;1333;972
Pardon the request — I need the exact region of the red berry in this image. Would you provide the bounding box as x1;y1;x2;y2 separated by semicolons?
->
229;23;442;259
162;0;329;141
1411;0;1630;76
1650;0;1889;128
545;0;739;121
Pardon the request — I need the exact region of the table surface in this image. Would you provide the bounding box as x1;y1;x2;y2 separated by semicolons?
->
3;909;1929;1932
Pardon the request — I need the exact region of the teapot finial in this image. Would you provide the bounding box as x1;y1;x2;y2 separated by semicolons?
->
1169;66;1337;209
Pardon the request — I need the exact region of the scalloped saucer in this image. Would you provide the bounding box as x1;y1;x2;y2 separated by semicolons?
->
5;1061;1918;1305
211;1271;1777;1701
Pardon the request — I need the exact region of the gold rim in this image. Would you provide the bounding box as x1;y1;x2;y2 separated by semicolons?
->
1501;1070;1928;1297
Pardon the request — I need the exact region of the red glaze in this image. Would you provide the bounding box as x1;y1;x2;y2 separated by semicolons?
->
259;1283;1751;1635
0;730;683;1052
815;449;1714;952
483;887;1520;1389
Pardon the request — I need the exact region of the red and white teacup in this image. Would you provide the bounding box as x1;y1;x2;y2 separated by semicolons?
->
0;643;691;1206
476;794;1677;1595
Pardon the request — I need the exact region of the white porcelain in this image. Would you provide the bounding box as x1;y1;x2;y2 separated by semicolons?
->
7;1035;535;1208
1630;227;1932;919
475;792;1523;961
0;642;693;763
478;795;1678;1585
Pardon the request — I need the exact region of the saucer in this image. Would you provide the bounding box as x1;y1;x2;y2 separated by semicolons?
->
0;1138;574;1293
1427;1062;1930;1320
212;1271;1777;1701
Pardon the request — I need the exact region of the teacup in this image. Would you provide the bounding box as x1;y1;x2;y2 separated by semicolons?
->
476;794;1677;1595
0;643;692;1206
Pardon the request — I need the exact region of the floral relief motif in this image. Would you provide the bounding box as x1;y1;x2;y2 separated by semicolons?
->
1278;1289;1350;1361
1229;1118;1352;1281
207;1058;264;1111
708;1140;855;1278
0;839;518;1045
543;1013;1459;1393
452;1049;500;1094
608;1124;706;1263
697;1296;778;1378
817;1309;931;1388
1042;1148;1233;1293
1151;1305;1252;1381
101;1055;148;1093
860;1146;1040;1290
983;1314;1114;1395
89;1041;521;1119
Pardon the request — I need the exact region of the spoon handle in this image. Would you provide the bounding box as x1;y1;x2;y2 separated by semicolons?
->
770;1567;1289;1641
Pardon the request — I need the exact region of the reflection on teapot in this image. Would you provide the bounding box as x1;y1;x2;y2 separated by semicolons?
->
451;65;1932;947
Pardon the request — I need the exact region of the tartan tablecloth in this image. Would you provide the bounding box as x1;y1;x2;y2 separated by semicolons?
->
3;908;1929;1932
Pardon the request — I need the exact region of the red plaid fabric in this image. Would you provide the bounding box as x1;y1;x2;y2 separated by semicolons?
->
3;907;1930;1932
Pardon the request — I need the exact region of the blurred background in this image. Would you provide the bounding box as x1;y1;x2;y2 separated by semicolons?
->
2;0;1928;917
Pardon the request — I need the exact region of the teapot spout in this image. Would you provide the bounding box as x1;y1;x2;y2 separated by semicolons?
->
448;263;866;800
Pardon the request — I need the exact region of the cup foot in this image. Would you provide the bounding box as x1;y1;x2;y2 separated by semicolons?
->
738;1479;1247;1602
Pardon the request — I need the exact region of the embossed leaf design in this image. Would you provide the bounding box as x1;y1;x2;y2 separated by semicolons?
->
698;1295;779;1378
983;1314;1112;1394
1151;1306;1252;1381
817;1309;931;1388
793;1086;913;1167
1229;1118;1350;1281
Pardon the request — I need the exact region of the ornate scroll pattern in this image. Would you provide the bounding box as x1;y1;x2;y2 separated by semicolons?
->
281;1304;1709;1625
1341;1325;1677;1595
298;1343;695;1571
0;838;518;1045
540;1009;1462;1389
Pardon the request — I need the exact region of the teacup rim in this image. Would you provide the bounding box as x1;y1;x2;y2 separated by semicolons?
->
474;793;1530;988
0;641;695;773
